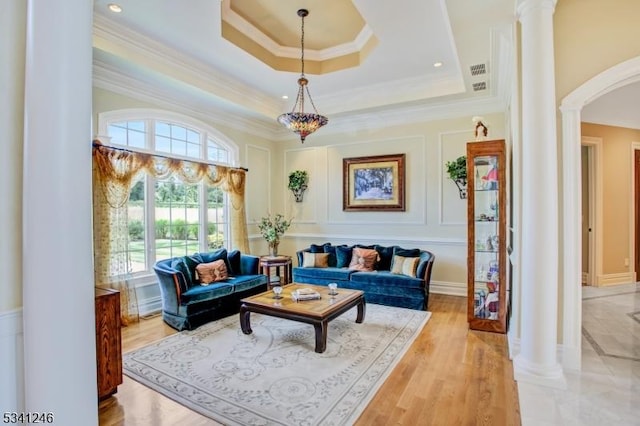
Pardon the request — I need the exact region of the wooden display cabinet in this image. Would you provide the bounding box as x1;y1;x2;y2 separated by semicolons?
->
466;139;508;333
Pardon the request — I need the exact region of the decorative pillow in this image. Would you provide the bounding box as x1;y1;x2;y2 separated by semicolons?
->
335;245;354;268
193;248;231;271
309;243;327;253
227;249;241;275
374;245;396;271
183;256;200;284
302;252;330;268
393;247;421;258
323;243;337;267
196;259;228;284
170;258;191;292
348;247;380;272
391;255;420;278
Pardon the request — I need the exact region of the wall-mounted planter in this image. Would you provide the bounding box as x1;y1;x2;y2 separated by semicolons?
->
288;170;309;203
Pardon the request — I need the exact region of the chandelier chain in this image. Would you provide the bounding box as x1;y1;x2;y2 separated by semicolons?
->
300;12;305;76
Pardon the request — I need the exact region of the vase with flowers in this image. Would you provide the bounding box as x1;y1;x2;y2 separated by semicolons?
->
257;213;292;257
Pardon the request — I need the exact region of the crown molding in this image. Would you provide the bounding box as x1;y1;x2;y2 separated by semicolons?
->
93;13;282;119
317;73;466;115
93;59;281;140
272;94;506;141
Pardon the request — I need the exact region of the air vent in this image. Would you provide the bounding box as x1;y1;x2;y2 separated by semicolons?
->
469;63;486;76
472;81;487;91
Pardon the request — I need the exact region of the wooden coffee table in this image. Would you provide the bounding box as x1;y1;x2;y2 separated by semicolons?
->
239;283;366;353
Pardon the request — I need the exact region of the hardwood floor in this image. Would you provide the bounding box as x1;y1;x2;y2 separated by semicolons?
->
98;294;521;425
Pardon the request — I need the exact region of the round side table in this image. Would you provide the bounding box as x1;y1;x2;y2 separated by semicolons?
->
259;255;293;288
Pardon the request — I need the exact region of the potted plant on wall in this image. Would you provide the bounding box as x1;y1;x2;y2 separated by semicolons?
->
288;170;309;202
445;155;468;199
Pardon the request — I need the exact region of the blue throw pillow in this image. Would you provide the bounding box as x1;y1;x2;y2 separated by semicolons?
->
393;247;421;258
309;243;327;253
374;245;396;270
194;248;231;272
183;256;200;286
227;249;241;275
336;245;354;268
170;258;191;292
323;243;337;267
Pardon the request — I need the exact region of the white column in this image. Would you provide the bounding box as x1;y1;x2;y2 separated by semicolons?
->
514;0;565;388
23;0;97;424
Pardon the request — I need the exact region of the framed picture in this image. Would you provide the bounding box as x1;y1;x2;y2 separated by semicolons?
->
343;153;405;211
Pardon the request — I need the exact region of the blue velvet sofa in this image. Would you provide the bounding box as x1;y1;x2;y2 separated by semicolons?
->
153;249;268;331
292;243;435;310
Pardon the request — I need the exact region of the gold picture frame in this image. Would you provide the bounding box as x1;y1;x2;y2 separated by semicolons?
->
343;153;406;211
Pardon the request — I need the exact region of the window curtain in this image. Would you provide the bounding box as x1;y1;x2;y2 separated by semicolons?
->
92;140;250;324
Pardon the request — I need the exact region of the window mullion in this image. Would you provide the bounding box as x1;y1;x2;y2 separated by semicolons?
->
146;175;156;269
199;183;208;253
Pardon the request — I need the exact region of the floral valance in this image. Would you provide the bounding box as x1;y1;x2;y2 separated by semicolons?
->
92;140;247;209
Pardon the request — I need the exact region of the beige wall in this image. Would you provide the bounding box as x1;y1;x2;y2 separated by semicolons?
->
582;122;638;274
555;0;640;102
0;0;26;312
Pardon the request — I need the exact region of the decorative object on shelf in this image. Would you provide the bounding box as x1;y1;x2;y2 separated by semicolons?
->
343;153;406;211
288;170;309;202
277;9;328;143
445;155;468;199
472;116;489;141
257;213;292;257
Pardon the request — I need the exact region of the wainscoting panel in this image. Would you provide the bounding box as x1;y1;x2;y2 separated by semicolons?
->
0;308;24;412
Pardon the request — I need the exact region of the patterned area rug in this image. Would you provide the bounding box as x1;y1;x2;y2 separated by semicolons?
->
123;304;431;425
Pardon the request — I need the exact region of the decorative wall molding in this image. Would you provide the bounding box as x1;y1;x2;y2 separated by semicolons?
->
0;308;24;412
282;233;466;247
93;60;279;140
93;14;280;118
438;129;472;226
137;294;162;317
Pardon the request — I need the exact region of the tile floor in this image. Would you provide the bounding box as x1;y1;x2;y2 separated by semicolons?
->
518;282;640;425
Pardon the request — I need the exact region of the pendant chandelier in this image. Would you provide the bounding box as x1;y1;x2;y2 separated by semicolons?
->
277;9;328;143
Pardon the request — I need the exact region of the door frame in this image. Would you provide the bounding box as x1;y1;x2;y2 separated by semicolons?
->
633;143;640;282
581;137;603;286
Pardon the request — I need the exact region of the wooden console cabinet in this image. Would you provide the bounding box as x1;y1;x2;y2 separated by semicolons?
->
95;287;122;400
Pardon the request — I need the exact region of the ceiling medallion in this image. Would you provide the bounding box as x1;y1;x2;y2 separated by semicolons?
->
277;9;328;143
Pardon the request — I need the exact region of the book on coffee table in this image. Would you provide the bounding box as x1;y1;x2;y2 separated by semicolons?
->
291;288;321;301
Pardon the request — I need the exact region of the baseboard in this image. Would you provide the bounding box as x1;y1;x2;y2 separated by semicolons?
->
596;272;635;286
429;281;466;297
0;308;24;412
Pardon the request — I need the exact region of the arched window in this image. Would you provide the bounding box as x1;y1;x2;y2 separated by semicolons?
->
98;109;239;276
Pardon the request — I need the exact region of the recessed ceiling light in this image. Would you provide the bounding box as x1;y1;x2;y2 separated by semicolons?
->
433;62;443;68
108;3;122;13
282;95;289;100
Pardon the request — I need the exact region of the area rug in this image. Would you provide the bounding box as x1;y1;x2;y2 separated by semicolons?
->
123;303;431;425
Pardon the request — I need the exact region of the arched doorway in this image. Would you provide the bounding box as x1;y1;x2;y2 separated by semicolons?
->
560;56;640;370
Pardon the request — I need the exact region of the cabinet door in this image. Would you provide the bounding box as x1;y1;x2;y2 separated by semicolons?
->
95;288;122;399
467;140;507;333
